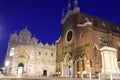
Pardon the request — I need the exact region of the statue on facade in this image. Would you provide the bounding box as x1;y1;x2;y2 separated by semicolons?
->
99;34;111;46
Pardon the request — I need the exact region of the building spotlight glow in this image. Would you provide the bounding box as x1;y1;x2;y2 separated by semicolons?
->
2;67;4;70
5;60;10;67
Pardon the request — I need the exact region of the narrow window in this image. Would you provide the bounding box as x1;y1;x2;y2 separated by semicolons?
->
9;48;15;56
51;53;53;58
38;51;41;56
94;45;99;64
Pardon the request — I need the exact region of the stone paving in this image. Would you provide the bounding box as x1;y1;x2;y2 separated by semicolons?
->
1;76;119;80
0;75;120;80
0;76;99;80
0;78;97;80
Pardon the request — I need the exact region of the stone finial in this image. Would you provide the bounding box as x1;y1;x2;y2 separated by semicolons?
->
73;0;80;13
68;0;71;10
62;9;65;19
74;0;78;8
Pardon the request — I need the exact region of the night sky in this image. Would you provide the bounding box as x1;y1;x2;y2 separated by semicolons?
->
0;0;120;67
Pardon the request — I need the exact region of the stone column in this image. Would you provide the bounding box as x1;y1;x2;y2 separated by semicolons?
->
71;60;74;77
61;62;64;77
70;60;74;77
74;60;76;77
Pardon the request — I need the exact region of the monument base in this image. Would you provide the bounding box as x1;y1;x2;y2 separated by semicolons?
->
101;73;120;79
101;68;119;74
100;46;120;79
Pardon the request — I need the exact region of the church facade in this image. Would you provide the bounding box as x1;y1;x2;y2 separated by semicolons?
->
56;0;120;78
4;27;56;77
4;0;120;78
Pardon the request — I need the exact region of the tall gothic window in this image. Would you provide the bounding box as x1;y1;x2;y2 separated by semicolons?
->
38;51;41;58
94;45;99;64
51;53;53;58
94;47;97;56
9;47;15;56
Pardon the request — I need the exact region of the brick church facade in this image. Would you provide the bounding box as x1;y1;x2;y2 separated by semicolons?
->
56;0;120;77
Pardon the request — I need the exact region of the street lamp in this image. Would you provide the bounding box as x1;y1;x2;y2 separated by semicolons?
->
2;67;4;70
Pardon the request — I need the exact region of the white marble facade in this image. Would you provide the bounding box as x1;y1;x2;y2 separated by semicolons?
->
4;27;56;77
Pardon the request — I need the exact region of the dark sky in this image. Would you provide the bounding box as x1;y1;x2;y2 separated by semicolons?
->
0;0;120;67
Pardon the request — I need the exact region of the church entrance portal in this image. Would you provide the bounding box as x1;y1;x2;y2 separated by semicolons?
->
68;66;71;77
43;70;47;76
62;53;73;77
18;63;24;76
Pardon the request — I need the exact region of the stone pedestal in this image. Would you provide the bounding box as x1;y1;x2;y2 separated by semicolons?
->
100;46;119;74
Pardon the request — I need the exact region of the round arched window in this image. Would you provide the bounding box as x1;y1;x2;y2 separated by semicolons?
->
67;31;73;42
65;29;73;43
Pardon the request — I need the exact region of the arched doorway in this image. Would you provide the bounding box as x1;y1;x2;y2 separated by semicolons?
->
42;66;48;76
43;70;47;76
17;63;24;76
63;53;72;77
68;65;71;77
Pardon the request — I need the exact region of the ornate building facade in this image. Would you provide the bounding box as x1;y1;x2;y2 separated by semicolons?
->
56;0;120;78
4;27;56;77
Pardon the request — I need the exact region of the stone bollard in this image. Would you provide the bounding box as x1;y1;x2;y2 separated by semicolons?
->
110;73;113;80
98;73;100;80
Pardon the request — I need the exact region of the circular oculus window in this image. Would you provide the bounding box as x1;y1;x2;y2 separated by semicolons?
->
66;30;73;42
